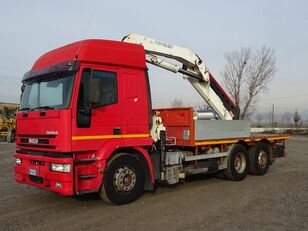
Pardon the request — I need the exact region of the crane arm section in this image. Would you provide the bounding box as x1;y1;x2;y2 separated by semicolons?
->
122;33;238;120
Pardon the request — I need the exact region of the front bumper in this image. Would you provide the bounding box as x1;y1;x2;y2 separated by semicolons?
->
14;152;73;196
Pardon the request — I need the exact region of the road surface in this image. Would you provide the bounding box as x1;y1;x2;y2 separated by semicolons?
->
0;136;307;231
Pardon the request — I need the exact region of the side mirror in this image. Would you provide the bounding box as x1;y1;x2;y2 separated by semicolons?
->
21;84;25;92
88;79;102;104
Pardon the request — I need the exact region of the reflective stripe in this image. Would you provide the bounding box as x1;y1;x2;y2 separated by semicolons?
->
72;134;149;141
195;139;248;146
195;135;290;146
267;136;290;141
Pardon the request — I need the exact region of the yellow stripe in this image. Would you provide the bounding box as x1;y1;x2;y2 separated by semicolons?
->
195;139;242;146
195;135;290;146
267;136;290;141
72;134;149;141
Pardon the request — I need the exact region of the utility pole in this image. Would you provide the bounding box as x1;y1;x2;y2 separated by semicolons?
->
271;104;275;128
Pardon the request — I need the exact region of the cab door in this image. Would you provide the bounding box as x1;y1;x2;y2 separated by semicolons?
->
72;66;122;151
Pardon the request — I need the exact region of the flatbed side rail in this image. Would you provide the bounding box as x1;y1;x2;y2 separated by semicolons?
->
194;134;290;146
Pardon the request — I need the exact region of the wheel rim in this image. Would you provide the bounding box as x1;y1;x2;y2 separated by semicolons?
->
234;152;246;174
113;166;137;193
258;150;268;168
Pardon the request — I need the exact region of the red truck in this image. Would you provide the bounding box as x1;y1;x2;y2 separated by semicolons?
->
14;33;289;204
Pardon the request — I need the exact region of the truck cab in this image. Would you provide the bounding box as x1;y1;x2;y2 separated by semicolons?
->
15;40;154;199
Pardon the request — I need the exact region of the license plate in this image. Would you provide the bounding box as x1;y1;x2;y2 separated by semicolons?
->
28;169;38;176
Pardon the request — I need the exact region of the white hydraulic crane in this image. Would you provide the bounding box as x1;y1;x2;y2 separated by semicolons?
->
122;33;238;120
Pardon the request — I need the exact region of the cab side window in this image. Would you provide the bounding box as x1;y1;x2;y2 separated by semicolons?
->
92;70;117;106
77;69;118;128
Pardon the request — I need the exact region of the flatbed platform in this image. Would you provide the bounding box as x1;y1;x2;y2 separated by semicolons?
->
155;107;290;147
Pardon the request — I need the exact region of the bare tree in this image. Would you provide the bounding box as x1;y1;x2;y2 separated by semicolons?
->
254;112;264;125
293;109;301;127
280;111;292;126
170;99;184;108
222;47;276;119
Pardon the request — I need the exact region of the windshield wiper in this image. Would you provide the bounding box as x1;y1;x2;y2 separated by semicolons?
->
34;106;54;110
19;107;31;111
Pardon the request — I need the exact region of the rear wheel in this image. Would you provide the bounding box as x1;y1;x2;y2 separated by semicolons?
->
100;154;144;205
224;144;248;181
248;142;270;175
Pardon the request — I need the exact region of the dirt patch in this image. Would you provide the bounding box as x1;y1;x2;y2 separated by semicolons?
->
0;136;307;231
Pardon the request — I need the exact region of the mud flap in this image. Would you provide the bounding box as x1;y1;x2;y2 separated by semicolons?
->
208;160;219;173
274;144;286;158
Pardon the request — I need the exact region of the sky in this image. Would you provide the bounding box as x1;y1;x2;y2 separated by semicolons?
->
0;0;307;117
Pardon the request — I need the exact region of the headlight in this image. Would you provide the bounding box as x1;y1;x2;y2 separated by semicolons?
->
16;158;22;165
50;163;71;173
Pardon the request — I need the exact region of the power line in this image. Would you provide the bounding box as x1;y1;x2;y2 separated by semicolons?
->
257;106;308;110
260;94;308;101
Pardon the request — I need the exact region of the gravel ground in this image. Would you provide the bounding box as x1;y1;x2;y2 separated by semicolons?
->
0;136;307;231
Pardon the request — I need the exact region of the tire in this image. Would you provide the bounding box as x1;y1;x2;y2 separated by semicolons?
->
224;144;248;181
248;142;270;175
7;128;15;143
100;154;145;205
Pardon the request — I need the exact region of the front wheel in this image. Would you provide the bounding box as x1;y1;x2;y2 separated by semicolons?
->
100;154;145;205
224;144;248;181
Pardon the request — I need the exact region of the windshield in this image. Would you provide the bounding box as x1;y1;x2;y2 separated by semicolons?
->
20;74;75;111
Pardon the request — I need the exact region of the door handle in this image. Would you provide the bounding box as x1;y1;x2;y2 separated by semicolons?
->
113;128;121;135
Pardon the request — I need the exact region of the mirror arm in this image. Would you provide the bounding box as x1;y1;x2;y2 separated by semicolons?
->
84;103;92;115
78;103;92;115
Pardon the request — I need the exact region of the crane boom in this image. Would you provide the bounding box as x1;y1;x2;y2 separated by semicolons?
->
122;33;239;120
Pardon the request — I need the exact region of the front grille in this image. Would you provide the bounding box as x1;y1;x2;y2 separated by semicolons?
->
20;138;49;144
19;144;56;149
19;134;56;138
16;149;72;158
29;175;44;184
18;134;56;150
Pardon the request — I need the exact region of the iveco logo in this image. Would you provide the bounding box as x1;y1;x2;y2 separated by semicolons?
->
46;131;59;135
29;138;39;144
